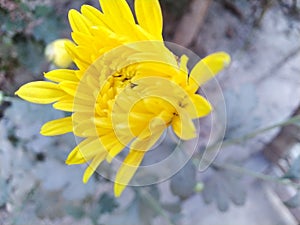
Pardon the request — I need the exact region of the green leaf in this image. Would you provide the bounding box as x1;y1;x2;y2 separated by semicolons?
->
284;192;300;208
202;166;246;212
170;161;196;199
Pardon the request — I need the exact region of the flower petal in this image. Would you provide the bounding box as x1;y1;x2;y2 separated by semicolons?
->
15;81;65;104
83;150;107;183
81;5;106;27
40;117;73;136
66;138;107;165
114;125;165;197
99;0;136;36
114;149;145;197
59;81;78;96
100;0;135;24
44;69;78;83
53;95;74;112
68;9;92;34
172;109;197;140
189;52;231;91
135;0;163;39
186;94;212;118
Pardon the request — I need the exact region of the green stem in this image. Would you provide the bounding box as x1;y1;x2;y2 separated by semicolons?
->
136;189;175;225
195;115;300;189
208;115;300;150
212;161;300;189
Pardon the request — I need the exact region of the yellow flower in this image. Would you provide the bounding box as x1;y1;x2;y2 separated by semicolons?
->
15;0;230;197
45;39;73;68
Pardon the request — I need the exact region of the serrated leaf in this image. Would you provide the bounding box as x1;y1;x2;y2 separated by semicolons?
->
284;192;300;208
222;171;246;206
170;161;196;199
202;166;247;212
215;182;229;212
202;177;217;204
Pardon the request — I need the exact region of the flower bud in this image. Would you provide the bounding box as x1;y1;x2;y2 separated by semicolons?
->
45;39;73;68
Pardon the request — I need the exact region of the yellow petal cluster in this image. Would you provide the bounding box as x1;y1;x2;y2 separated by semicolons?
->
15;0;231;197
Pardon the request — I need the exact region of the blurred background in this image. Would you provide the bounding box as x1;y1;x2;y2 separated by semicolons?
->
0;0;300;224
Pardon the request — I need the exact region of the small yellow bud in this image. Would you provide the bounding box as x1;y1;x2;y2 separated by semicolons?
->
45;39;73;68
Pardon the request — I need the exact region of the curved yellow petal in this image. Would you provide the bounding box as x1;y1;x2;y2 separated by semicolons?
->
44;69;78;83
15;81;65;104
99;0;136;36
66;138;106;165
53;96;74;112
189;52;231;91
187;94;212;118
83;151;107;183
135;0;163;40
81;5;106;27
114;125;165;197
202;52;231;75
114;149;145;197
172;109;197;140
40;117;73;136
68;9;92;34
59;81;78;96
100;0;135;24
71;31;95;47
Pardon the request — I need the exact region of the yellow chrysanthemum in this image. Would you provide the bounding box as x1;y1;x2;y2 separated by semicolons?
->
15;0;230;197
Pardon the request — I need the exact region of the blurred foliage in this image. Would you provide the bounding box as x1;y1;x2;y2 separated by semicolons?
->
0;0;300;224
202;165;246;212
0;0;68;93
223;84;260;140
0;98;127;224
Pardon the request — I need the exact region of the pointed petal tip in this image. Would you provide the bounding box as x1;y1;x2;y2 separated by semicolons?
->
82;167;93;184
82;175;88;184
114;183;125;198
65;157;72;165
